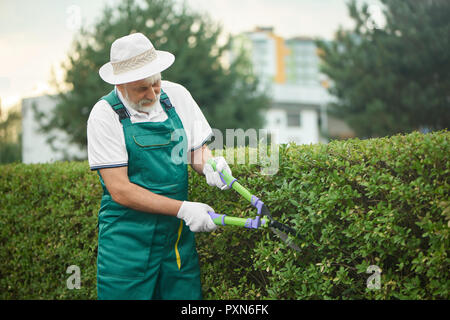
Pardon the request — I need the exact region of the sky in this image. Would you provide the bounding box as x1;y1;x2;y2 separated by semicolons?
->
0;0;382;113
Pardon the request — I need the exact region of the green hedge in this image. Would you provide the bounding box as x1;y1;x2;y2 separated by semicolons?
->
1;131;449;299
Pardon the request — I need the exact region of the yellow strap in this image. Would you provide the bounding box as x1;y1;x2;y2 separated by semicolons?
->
175;220;183;270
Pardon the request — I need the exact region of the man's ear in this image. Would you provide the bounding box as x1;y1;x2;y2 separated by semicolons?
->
116;84;126;96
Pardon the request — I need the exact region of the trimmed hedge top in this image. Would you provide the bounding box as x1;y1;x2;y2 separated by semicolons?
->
1;130;449;299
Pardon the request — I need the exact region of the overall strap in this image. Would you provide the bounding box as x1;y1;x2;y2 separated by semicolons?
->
101;88;175;123
160;89;174;112
100;90;132;126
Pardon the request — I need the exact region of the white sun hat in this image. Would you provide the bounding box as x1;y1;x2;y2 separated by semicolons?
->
99;33;175;85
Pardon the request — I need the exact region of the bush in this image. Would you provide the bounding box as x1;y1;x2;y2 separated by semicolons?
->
0;131;449;299
0;161;100;299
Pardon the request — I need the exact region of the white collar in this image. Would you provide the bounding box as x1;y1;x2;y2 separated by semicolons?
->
114;86;163;118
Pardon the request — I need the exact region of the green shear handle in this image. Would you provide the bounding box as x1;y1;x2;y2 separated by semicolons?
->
207;158;267;229
207;159;253;202
206;158;300;251
207;211;269;228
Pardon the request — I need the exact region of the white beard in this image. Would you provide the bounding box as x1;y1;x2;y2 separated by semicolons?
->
129;96;160;113
123;90;161;113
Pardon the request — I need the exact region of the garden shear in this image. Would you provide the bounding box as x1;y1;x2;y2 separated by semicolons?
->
207;159;301;252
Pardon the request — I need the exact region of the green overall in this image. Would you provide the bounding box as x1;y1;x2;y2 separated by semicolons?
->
96;89;202;300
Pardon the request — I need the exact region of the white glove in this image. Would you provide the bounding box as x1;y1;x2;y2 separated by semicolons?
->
176;201;217;232
202;156;233;190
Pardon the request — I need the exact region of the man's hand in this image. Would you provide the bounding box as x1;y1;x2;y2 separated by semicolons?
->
176;201;217;232
202;156;233;190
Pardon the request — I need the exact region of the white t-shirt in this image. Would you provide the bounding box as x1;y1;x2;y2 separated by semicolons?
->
87;80;212;171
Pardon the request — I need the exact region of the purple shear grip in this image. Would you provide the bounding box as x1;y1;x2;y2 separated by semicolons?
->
245;217;260;229
208;211;220;219
251;195;264;215
244;216;261;229
253;216;261;228
219;172;237;188
208;211;226;225
251;195;258;206
245;218;256;229
219;172;227;185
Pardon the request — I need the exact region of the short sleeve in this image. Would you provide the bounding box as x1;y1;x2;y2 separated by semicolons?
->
174;87;213;151
87;101;128;170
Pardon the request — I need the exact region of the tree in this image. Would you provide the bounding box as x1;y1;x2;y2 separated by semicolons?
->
0;105;22;164
317;0;450;138
39;0;269;157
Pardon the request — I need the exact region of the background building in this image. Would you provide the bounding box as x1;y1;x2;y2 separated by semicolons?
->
21;95;86;164
234;27;353;145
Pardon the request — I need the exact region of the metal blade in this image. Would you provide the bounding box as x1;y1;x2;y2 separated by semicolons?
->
270;227;301;252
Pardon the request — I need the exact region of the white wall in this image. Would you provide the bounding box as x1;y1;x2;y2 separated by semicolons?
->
273;83;332;105
21;95;86;164
265;108;319;145
263;83;330;145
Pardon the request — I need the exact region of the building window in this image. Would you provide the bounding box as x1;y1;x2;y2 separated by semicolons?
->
287;112;301;127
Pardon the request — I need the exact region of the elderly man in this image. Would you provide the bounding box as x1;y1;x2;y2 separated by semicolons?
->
87;33;232;300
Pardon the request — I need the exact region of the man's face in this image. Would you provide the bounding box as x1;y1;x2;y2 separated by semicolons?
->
118;78;161;111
